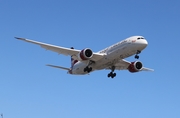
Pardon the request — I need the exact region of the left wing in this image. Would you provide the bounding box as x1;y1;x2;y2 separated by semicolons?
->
15;37;104;61
106;59;154;71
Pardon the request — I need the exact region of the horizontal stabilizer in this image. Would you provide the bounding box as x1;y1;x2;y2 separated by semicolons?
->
46;64;70;71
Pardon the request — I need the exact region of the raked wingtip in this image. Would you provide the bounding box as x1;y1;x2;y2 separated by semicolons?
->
14;37;26;40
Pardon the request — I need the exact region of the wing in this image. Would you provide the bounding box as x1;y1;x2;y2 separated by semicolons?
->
106;59;154;71
15;37;104;61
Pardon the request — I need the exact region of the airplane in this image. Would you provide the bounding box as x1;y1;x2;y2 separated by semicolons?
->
15;36;154;78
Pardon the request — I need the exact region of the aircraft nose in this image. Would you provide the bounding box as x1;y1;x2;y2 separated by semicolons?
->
137;39;148;49
142;39;148;46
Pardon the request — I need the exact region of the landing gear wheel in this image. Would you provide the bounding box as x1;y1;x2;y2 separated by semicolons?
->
84;67;87;72
84;66;92;73
107;66;116;78
88;67;92;73
135;50;141;59
108;73;111;78
113;73;116;77
84;60;94;73
107;72;116;78
135;55;139;59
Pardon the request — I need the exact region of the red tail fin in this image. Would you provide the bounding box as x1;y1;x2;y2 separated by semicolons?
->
71;47;78;68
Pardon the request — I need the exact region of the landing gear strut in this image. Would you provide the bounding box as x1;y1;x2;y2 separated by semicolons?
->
135;50;141;59
108;66;116;78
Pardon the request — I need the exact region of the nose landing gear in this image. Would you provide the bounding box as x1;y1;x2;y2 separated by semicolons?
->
135;50;141;59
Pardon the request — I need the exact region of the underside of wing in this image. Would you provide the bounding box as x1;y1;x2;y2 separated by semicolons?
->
106;59;154;72
106;59;130;70
15;37;104;62
15;37;80;55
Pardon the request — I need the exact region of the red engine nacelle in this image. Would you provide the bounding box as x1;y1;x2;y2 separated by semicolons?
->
128;61;143;73
78;48;93;60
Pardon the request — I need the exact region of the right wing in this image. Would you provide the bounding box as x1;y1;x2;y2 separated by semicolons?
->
15;37;104;61
106;59;154;71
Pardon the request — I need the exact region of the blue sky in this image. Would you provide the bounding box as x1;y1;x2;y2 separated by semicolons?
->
1;0;180;118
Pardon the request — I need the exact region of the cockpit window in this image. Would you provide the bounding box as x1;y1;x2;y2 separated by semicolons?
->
137;37;145;40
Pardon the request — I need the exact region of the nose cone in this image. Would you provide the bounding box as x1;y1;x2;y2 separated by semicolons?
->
136;39;148;50
142;39;148;47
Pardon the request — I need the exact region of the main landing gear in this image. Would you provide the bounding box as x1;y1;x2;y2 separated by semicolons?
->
135;50;141;59
108;72;116;78
84;66;92;73
84;61;94;73
108;66;116;78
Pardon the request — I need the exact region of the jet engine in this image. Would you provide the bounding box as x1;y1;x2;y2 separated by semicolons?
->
78;48;93;60
128;61;143;73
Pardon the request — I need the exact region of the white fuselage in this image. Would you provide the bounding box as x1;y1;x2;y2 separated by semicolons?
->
70;36;148;75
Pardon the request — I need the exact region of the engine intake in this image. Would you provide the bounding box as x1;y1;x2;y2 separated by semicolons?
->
128;61;143;73
78;48;93;60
